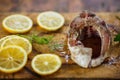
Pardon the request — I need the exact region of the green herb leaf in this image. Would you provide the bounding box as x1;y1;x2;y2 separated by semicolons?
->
18;34;53;44
114;33;120;41
32;36;49;44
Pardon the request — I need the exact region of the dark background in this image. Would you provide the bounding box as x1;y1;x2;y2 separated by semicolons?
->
0;0;120;12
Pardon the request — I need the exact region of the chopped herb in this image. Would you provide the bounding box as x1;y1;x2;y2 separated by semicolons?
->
18;34;53;44
49;43;64;51
32;35;53;44
115;16;120;20
114;33;120;41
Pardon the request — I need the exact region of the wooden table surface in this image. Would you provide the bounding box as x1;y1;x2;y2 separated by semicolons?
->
0;1;120;79
0;12;120;79
0;0;120;12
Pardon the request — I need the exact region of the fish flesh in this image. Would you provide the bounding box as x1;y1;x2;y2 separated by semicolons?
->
68;11;111;68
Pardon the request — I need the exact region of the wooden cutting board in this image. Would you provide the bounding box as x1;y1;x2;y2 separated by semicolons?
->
0;12;120;79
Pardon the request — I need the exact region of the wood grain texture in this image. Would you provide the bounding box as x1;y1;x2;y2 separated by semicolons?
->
0;0;120;12
0;12;120;79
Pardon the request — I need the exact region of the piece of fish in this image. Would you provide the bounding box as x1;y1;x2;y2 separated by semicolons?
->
68;11;111;68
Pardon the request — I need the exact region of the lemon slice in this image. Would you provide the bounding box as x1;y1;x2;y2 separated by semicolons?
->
1;35;32;55
0;35;19;46
31;54;62;75
0;46;27;73
37;11;65;31
2;14;33;33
